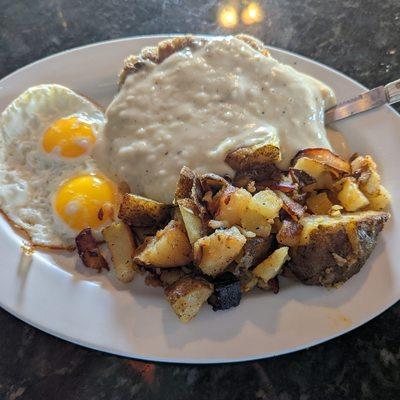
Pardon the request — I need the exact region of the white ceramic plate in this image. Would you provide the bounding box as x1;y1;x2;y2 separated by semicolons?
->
0;36;399;363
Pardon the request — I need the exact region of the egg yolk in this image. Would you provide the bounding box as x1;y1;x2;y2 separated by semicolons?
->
43;117;96;158
54;174;117;231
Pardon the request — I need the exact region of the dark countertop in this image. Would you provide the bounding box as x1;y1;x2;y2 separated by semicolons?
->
0;1;399;399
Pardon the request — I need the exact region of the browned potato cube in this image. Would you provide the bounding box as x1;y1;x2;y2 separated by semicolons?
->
288;211;390;286
240;208;272;237
118;193;171;227
306;192;334;215
293;157;333;190
253;247;290;282
337;178;369;211
194;227;246;277
235;236;273;271
175;166;195;200
165;276;213;322
177;198;204;245
225;142;281;171
134;220;192;268
276;220;302;247
366;185;391;211
248;189;283;219
102;222;137;283
214;187;252;226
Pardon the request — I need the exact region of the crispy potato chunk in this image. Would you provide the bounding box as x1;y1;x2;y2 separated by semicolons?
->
177;198;204;245
134;220;192;268
293;148;350;176
236;236;273;271
351;154;377;175
289;211;390;286
175;166;196;201
276;190;305;221
75;228;109;271
118;193;171;227
366;185;391;211
248;189;283;219
215;187;252;226
240;208;272;237
337;178;369;211
253;247;290;282
102;222;137;283
293;157;333;190
360;170;381;196
165;276;213;322
194;227;246;277
276;220;302;247
131;226;159;244
306;192;334;215
225;142;281;171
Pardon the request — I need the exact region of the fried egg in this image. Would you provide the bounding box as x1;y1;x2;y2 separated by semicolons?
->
0;84;118;248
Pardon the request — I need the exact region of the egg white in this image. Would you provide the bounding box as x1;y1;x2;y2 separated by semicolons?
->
0;84;106;248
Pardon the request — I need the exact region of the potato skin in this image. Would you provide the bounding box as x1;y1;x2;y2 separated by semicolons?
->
225;143;281;171
118;193;171;227
102;222;137;283
287;211;389;286
236;236;273;271
175;166;196;201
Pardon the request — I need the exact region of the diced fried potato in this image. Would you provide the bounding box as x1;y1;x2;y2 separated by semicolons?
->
75;228;109;271
248;189;283;219
351;155;377;174
159;268;187;287
118;193;171;227
225;142;281;171
293;148;350;176
359;170;381;196
239;271;259;293
215;187;252;226
293;157;333;190
134;220;192;268
293;157;326;178
178;198;204;245
366;185;391;211
351;155;382;197
131;226;159;244
275;190;305;221
306;192;334;215
253;247;290;282
240;208;272;237
175;166;195;200
289;211;389;286
194;227;246;277
165;276;213;322
276;220;302;247
236;236;273;271
102;222;137;283
173;207;184;223
337;178;369;211
200;173;230;193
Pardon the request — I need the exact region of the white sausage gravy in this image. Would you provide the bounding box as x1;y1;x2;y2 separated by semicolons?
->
95;37;336;203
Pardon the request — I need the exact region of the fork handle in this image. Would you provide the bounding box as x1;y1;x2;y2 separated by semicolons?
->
385;79;400;104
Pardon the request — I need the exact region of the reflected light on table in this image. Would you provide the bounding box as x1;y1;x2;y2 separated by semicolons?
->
241;2;264;25
217;5;239;29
